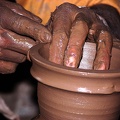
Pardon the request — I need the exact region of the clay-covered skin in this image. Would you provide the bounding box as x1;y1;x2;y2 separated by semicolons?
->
0;1;52;74
48;3;113;70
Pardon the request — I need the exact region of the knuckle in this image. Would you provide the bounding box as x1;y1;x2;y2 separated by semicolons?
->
0;8;17;29
0;30;10;48
16;3;24;10
57;2;77;13
10;15;22;29
0;5;24;31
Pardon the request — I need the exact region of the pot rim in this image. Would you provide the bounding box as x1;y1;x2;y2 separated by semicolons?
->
30;44;120;77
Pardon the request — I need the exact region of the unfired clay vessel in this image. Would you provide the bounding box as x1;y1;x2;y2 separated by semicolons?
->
30;42;120;120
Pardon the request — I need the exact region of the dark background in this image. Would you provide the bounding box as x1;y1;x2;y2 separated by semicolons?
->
0;61;39;120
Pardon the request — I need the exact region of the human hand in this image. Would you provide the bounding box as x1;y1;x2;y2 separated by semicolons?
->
47;3;112;70
0;1;52;74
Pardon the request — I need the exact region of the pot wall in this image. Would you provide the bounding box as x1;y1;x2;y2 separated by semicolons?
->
37;83;120;120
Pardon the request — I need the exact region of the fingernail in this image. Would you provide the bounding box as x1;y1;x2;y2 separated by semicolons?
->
44;32;52;42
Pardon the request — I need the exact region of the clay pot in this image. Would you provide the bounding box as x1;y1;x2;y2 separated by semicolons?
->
30;42;120;120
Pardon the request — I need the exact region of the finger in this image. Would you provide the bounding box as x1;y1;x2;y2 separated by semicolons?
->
0;48;26;63
0;29;35;54
64;20;89;68
93;30;112;70
0;1;42;23
0;6;52;43
49;14;72;65
49;3;80;65
0;60;18;74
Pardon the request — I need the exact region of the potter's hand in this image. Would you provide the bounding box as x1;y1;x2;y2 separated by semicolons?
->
47;3;112;70
0;1;52;74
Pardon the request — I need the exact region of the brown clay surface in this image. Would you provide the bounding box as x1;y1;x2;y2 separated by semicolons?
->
30;42;120;120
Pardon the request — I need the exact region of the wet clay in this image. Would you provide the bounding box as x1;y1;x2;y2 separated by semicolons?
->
30;42;120;120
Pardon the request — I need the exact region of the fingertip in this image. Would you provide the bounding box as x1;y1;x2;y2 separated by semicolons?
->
64;56;75;68
0;61;18;74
